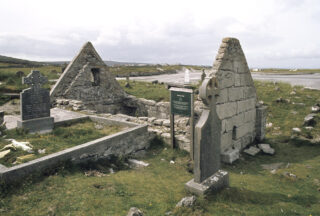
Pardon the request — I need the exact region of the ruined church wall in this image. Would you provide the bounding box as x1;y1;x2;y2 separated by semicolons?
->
50;42;126;112
212;38;257;153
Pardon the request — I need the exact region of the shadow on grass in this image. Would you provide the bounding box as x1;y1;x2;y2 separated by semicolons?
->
208;187;317;207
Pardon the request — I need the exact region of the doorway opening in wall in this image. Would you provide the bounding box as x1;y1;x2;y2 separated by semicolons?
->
91;68;100;86
232;126;237;140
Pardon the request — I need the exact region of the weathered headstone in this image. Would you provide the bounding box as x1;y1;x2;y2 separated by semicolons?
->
0;111;4;125
16;71;25;78
0;110;5;136
201;69;206;82
185;76;229;195
17;70;54;133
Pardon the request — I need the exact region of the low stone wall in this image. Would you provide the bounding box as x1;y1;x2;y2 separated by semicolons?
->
137;98;170;119
0;116;149;184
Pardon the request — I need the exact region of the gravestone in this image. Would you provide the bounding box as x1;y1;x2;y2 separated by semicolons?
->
185;74;229;196
0;111;5;136
16;71;25;78
17;70;54;133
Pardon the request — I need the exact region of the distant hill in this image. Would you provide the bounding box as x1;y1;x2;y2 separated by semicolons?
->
45;60;150;66
0;55;44;67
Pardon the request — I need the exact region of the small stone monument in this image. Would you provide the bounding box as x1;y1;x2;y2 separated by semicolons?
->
17;70;54;133
185;76;229;195
201;69;206;82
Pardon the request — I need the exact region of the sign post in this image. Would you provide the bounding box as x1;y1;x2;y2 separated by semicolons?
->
169;87;194;160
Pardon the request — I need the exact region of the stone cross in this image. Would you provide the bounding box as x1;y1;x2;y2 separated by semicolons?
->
23;70;48;90
185;75;229;195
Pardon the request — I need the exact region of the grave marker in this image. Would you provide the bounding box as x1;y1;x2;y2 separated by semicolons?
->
185;77;229;195
17;70;54;133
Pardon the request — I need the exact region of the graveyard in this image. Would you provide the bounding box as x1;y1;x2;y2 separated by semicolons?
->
0;38;320;216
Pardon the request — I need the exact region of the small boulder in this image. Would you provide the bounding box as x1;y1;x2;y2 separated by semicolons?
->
154;119;164;126
163;120;170;127
94;124;104;130
311;106;320;113
244;146;260;156
138;117;148;121
258;144;275;155
304;114;317;126
127;207;144;216
292;127;301;134
128;159;149;168
176;196;196;208
266;122;273;128
147;117;156;123
290;91;296;95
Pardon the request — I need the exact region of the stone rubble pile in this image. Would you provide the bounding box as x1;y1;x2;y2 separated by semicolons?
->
54;99;86;111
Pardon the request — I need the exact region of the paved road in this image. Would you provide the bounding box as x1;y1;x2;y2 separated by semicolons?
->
117;71;320;90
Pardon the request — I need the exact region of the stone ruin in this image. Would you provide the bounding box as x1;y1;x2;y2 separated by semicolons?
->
50;41;170;118
50;42;127;113
210;38;266;163
50;38;266;163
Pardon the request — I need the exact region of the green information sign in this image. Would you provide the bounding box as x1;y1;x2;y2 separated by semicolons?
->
171;90;192;116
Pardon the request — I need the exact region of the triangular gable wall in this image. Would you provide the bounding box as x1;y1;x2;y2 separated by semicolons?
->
211;38;257;153
50;42;126;105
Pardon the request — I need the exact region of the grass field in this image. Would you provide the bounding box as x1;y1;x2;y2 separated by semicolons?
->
0;119;123;167
118;80;170;102
251;68;320;74
1;80;320;215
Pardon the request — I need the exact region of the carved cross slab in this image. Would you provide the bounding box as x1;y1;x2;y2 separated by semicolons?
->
23;70;48;90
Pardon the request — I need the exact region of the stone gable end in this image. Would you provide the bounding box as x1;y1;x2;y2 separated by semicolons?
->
212;38;258;152
50;42;126;112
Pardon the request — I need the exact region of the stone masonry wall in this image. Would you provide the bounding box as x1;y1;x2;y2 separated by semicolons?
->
50;42;126;114
212;38;258;153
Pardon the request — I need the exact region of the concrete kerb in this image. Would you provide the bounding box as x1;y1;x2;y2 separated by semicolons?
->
0;116;148;184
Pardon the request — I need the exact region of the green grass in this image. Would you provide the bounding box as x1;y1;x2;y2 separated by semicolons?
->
109;65;183;77
110;65;207;77
118;80;170;102
0;65;62;93
1;82;320;215
0;119;123;167
251;68;320;74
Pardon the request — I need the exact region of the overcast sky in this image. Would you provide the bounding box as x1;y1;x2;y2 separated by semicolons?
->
0;0;319;68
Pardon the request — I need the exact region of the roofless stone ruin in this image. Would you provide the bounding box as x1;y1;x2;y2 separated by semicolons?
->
186;37;266;195
50;42;127;113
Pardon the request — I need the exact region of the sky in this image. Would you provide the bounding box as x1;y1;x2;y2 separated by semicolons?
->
0;0;320;68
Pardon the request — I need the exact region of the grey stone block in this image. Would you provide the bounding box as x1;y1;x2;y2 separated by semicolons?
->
185;170;229;196
237;98;256;114
17;117;54;134
244;146;260;156
216;88;229;104
221;131;232;152
228;87;244;101
244;109;256;123
221;149;239;164
217;102;237;119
